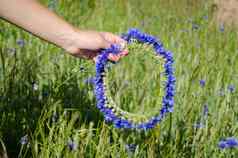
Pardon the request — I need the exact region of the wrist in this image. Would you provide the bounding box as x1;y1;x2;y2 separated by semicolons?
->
59;26;81;54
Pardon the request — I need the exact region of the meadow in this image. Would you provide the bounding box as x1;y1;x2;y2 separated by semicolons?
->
0;0;238;157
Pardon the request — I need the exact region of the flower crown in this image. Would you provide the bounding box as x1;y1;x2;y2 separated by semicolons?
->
94;28;175;130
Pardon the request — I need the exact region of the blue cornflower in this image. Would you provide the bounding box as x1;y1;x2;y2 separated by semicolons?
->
218;140;227;149
203;15;208;20
219;24;225;32
84;77;95;85
228;84;235;93
17;39;25;47
125;144;137;153
20;135;28;145
192;23;200;30
193;122;204;129
218;137;238;149
193;103;208;129
203;103;208;117
42;91;49;97
67;139;78;151
199;79;206;87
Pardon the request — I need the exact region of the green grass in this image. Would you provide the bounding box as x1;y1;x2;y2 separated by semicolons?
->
0;0;238;157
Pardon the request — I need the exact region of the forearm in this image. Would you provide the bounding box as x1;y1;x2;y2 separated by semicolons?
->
0;0;76;50
0;0;127;61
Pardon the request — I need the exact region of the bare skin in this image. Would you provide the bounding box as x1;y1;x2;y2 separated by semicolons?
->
0;0;128;61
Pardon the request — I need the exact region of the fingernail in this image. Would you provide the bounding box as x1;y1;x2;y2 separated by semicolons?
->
114;56;120;62
93;57;97;63
122;50;128;55
108;54;116;61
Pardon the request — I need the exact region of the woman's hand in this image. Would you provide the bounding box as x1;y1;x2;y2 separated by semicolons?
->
0;0;128;62
64;30;128;62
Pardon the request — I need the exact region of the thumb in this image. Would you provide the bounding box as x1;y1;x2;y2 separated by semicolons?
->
101;40;112;49
99;32;112;49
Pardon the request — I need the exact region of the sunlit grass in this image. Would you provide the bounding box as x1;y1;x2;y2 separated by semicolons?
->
0;0;238;157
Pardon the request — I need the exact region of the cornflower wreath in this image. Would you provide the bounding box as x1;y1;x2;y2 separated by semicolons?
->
94;28;175;130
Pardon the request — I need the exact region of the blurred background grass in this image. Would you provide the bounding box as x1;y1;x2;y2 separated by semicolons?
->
0;0;238;157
